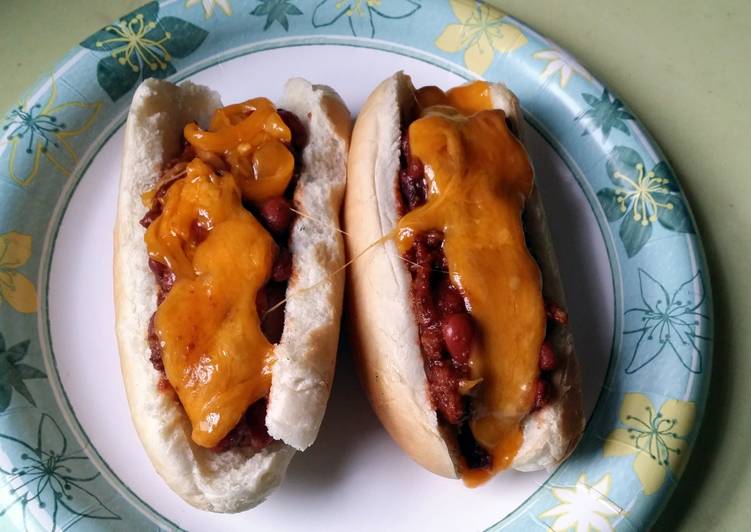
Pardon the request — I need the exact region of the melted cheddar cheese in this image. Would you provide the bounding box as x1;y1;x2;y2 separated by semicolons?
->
144;99;296;448
399;81;545;479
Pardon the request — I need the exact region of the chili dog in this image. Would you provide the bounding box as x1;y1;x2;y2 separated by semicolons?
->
345;72;583;484
114;78;350;512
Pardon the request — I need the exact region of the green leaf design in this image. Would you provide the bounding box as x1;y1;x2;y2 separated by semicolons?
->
581;93;599;106
0;384;11;412
7;373;35;406
0;334;46;411
7;339;28;363
79;29;123;52
653;192;695;233
597;188;625;222
251;0;303;31
619;204;653;257
653;161;679;192
96;55;140;102
80;2;207;101
600;146;694;256
160;17;209;57
576;88;634;139
81;2;160;51
16;364;46;380
606;146;644;186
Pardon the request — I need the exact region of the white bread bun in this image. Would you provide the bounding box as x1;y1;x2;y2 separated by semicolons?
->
344;72;583;479
114;78;350;512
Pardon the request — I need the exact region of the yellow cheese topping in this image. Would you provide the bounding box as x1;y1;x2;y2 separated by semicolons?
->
398;81;545;478
144;99;296;448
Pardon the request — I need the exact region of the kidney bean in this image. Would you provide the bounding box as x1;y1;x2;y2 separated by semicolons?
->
190;219;210;245
443;313;473;365
259;196;292;235
539;340;557;371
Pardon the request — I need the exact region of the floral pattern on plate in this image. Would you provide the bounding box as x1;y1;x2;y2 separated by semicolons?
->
0;414;120;529
540;474;623;531
80;2;208;101
0;1;712;530
624;270;708;374
435;0;526;75
604;393;696;495
1;81;100;187
312;0;420;38
597;146;694;257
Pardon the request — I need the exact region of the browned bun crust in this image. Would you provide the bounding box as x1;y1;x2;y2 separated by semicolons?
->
343;72;584;479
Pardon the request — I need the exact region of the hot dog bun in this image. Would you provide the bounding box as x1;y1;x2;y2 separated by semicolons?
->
344;72;583;479
114;78;350;512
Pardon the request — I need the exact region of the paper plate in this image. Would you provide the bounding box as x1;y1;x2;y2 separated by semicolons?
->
0;1;712;530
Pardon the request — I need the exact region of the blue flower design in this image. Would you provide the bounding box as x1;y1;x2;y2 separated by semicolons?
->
312;0;420;38
624;269;710;374
1;79;100;187
0;414;119;529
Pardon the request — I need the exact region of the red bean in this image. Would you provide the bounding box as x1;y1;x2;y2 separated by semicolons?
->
533;378;551;410
443;313;473;364
272;247;292;282
190;219;209;245
539;340;557;371
437;279;466;316
259;196;292;235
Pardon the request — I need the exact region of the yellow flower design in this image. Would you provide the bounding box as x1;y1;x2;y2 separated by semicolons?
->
0;232;37;313
1;79;100;186
534;49;593;88
540;474;622;531
435;0;527;75
604;393;695;495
